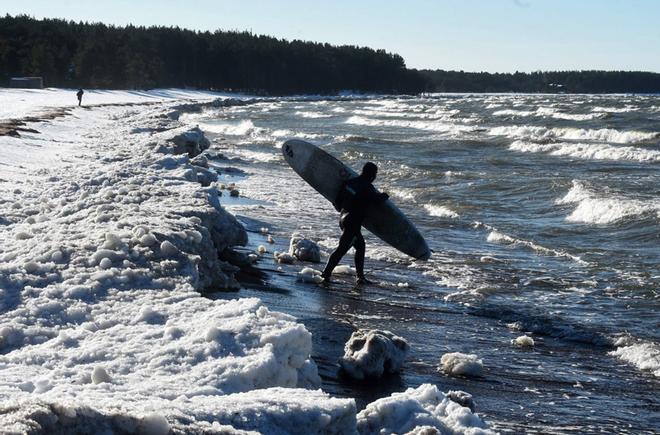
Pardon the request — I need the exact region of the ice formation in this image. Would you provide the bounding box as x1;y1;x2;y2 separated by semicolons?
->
340;330;409;380
0;88;496;433
289;233;321;263
297;267;324;284
356;384;494;434
512;335;535;347
440;353;484;377
0;91;356;432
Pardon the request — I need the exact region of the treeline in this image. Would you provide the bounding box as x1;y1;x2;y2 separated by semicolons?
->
419;69;660;94
0;15;424;94
2;15;659;94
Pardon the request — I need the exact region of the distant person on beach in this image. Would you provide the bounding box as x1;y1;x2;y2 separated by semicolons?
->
321;162;388;285
76;88;84;106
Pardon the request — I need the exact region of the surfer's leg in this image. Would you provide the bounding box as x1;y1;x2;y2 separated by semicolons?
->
322;229;354;279
353;232;366;278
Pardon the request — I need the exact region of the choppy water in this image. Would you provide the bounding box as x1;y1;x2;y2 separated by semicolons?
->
199;94;659;433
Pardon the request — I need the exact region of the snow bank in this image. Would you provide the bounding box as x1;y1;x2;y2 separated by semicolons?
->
0;92;358;432
340;330;409;380
0;87;236;121
440;353;484;377
356;384;494;434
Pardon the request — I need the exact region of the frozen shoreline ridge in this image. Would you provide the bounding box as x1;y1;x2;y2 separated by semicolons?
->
0;89;493;434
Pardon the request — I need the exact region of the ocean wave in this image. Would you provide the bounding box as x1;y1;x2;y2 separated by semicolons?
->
509;140;660;162
424;204;459;218
390;188;417;201
294;110;332;118
346;115;477;135
490;125;659;144
485;229;584;263
610;342;660;378
592;106;638;113
556;181;660;225
493;107;606;121
202;119;263;136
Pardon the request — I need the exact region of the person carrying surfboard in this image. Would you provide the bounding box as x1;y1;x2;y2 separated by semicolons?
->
321;162;389;285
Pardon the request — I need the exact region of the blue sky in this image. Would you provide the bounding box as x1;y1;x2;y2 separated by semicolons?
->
3;0;659;72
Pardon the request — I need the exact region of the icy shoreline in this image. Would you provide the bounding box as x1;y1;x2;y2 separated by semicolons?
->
0;89;493;433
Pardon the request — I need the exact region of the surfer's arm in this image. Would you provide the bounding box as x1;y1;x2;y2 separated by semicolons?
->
366;185;389;204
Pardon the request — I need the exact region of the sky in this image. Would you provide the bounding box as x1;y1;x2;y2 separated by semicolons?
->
3;0;660;73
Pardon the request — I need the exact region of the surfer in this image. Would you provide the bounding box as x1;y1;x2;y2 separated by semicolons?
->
321;162;388;285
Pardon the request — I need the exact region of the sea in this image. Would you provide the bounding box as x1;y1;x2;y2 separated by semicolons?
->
191;94;658;434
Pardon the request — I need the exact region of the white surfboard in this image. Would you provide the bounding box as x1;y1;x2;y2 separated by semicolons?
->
282;139;431;260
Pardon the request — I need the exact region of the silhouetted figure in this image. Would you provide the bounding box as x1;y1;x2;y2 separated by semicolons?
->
322;162;389;285
76;88;84;106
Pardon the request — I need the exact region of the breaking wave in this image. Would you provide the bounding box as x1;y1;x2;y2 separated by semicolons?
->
556;181;660;224
490;125;659;144
509;140;660;162
610;341;660;378
424;204;459;218
346;115;477;136
478;224;584;263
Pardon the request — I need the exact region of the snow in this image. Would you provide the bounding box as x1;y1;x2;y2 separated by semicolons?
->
0;90;356;432
0;87;237;121
356;384;494;434
0;88;495;433
440;353;484;377
340;330;409;380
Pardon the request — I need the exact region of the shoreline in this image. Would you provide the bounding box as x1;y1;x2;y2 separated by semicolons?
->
0;91;494;433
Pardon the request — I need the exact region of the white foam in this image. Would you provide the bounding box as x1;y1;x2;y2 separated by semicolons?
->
509;140;660;162
486;230;583;263
294;110;332;118
490;125;659;144
557;181;660;224
201;119;262;136
346;115;477;136
424;204;459;219
592;106;637;113
610;342;660;378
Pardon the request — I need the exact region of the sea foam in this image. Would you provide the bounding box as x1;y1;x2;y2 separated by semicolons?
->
509;140;660;162
556;181;660;225
490;125;659;144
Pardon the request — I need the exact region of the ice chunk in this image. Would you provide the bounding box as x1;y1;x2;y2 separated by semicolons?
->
160;240;179;256
512;335;535;347
275;252;295;264
289;233;321;263
356;384;494;434
139;413;170;435
0;326;23;349
439;352;484;377
140;233;158;246
91;367;112;384
99;257;113;269
334;265;355;275
297;267;323;284
102;232;124;250
340;330;409;380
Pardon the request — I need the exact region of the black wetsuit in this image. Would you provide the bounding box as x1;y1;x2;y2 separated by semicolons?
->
322;175;388;279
